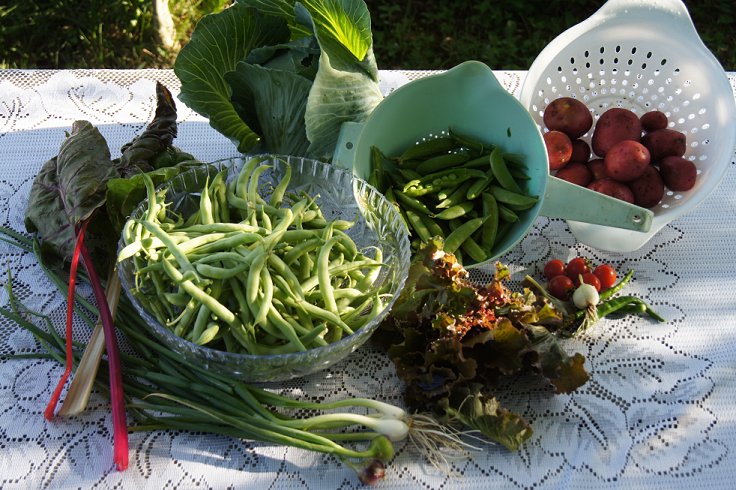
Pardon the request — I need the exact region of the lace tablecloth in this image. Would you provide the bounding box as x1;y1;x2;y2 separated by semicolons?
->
1;69;735;489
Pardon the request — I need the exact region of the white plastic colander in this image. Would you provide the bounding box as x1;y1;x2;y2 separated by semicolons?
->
519;0;736;252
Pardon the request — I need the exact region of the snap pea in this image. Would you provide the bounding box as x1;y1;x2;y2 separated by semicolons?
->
368;146;386;190
399;136;457;161
465;171;494;200
481;192;499;251
433;201;474;220
497;204;519;223
404;209;432;243
489;185;539;210
394;189;433;215
436;180;474;209
490;146;522;194
449;127;492;154
415;152;469;174
443;217;486;254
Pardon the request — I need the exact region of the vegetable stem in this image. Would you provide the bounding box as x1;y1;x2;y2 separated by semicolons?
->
44;220;88;420
59;267;121;416
79;240;129;471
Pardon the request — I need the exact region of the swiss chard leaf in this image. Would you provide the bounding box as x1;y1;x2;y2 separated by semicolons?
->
173;3;291;152
116;82;179;177
24;122;117;262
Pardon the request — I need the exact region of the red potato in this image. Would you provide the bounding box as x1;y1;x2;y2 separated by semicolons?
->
604;140;651;182
570;139;592;163
629;165;665;208
641;128;687;160
544;130;573;170
591;107;642;157
659;155;697;191
555;162;593;187
543;97;594;139
587;178;635;203
587;158;608;180
640;110;668;132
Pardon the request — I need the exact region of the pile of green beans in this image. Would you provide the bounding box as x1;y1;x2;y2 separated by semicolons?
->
368;128;539;265
119;156;389;355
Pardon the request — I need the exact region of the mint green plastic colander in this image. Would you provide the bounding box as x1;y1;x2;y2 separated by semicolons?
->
333;61;653;266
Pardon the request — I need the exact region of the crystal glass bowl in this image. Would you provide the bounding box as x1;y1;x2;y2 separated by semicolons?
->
118;155;411;382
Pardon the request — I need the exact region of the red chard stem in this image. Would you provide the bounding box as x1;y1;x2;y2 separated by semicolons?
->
44;220;88;420
79;239;129;471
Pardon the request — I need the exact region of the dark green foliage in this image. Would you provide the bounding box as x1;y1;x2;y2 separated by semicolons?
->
0;1;732;71
364;0;734;71
0;0;232;68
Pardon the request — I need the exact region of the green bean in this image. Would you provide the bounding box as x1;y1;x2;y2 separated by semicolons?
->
176;223;265;235
210;169;230;223
266;306;307;351
269;163;291;207
268;254;305;300
182;232;262;256
199;176;215;225
254;266;274;327
300;259;382;293
283;237;324;265
246;246;268;311
235;155;266;199
161;258;238;328
137;220;201;283
189;302;212;344
318;236;341;315
599;270;634;301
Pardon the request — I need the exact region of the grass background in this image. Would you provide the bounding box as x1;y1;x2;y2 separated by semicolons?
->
1;1;734;71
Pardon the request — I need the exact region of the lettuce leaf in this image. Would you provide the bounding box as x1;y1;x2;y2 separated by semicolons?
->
376;239;589;450
174;0;382;161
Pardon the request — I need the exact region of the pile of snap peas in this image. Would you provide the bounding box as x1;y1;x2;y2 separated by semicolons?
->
119;156;389;355
368;128;539;265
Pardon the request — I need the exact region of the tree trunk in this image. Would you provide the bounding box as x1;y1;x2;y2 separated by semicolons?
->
153;0;178;51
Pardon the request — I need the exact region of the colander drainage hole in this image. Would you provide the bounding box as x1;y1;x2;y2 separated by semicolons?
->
632;215;642;224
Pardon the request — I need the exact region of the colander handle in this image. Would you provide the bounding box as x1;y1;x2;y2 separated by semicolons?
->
332;122;364;172
539;176;653;232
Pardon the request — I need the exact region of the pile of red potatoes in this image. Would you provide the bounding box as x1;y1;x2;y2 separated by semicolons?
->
542;97;697;208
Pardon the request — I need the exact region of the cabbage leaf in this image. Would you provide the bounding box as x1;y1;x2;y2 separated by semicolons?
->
174;0;382;160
